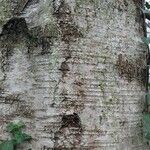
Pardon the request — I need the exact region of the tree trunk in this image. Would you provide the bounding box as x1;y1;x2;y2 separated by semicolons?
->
0;0;149;149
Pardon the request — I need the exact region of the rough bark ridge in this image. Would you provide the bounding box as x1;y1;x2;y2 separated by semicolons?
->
0;0;149;149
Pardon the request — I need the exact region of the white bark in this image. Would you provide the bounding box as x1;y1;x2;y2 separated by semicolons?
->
0;0;149;149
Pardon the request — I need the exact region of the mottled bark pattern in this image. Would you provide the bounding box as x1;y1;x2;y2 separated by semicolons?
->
0;0;149;149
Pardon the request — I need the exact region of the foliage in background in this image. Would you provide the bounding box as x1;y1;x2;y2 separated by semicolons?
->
142;1;150;141
140;1;150;44
0;121;32;150
146;2;150;9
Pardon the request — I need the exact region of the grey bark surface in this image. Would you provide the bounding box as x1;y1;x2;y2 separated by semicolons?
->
0;0;149;149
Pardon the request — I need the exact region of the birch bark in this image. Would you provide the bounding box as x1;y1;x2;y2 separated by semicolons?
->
0;0;149;149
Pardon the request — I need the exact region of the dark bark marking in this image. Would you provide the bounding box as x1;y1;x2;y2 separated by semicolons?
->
12;0;39;15
59;61;70;77
42;146;51;150
0;18;28;80
132;0;143;7
53;0;83;43
60;113;82;129
1;94;20;104
0;96;35;120
116;53;146;86
117;0;128;12
59;61;70;71
53;113;82;149
0;17;54;56
132;0;144;25
0;17;29;42
16;104;35;118
52;2;85;148
52;0;83;84
74;79;86;98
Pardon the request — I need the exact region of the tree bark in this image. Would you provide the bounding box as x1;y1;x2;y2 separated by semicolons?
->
0;0;149;149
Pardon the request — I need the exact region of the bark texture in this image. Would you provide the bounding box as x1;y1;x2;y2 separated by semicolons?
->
0;0;149;149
